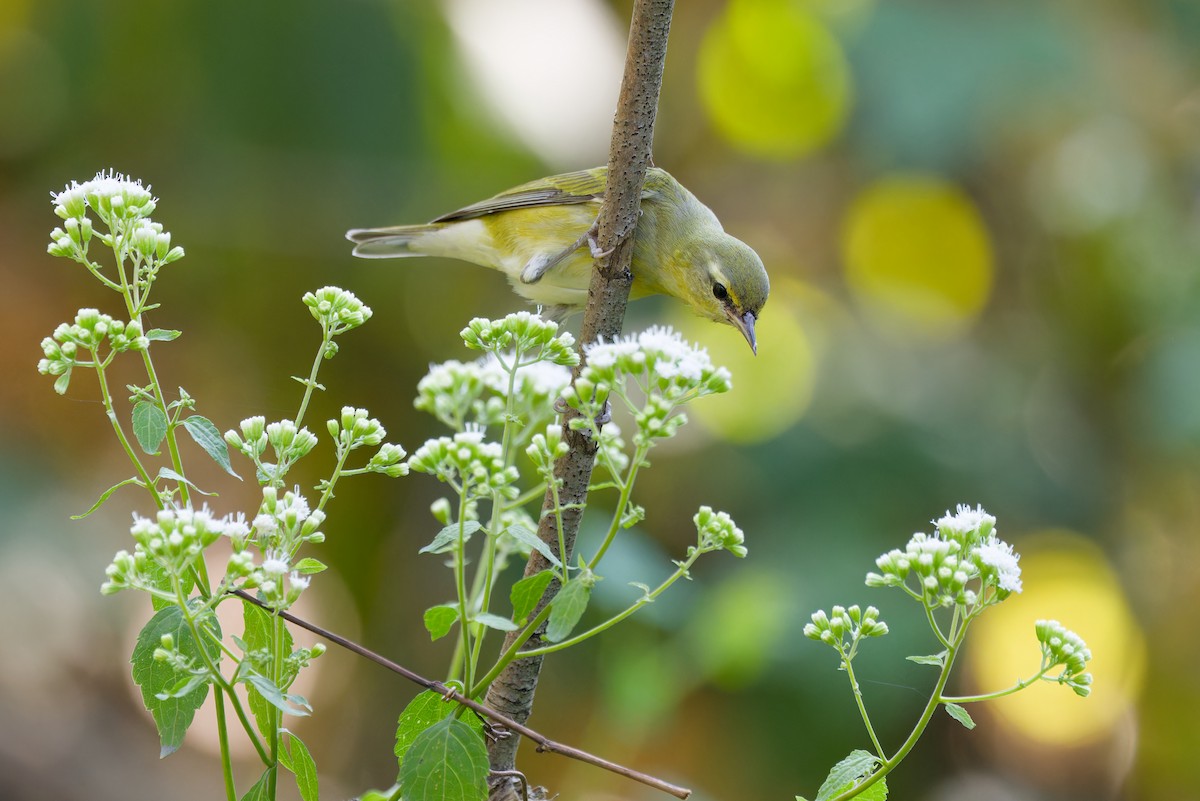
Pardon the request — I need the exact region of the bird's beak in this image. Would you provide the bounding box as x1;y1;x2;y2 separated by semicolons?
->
725;308;757;355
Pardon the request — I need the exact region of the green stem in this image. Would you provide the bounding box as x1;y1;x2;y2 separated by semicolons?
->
942;668;1050;704
213;686;238;801
587;443;649;569
294;327;330;431
829;618;971;801
519;547;704;658
469;602;555;699
841;650;885;759
454;492;474;690
93;354;162;510
268;611;283;799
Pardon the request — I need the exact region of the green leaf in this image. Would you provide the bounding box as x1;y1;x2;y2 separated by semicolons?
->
906;652;946;667
131;605;222;757
245;673;312;717
158;467;216;496
397;717;488;801
510;570;555;624
286;732;319;801
293;557;328;575
944;702;976;730
145;328;182;342
239;766;275;801
473;612;518;632
243;601;297;740
394;690;483;769
815;750;882;801
424;605;460;641
356;787;400;801
545;577;591;643
132;401;169;455
71;476;144;519
503;523;561;567
183;415;240;478
420;521;481;555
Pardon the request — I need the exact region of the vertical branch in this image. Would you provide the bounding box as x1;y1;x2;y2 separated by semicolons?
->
484;0;675;792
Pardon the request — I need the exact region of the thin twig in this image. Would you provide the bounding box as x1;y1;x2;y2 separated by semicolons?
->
231;590;691;799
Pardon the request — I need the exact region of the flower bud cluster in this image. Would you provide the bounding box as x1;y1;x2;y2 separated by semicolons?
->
303;286;373;340
565;327;732;446
49;171;183;271
865;504;1022;610
368;442;410;478
38;309;149;393
1035;619;1094;697
460;312;579;367
409;429;519;500
415;359;503;430
526;428;569;475
693;506;747;558
803;605;889;652
102;506;240;594
328;406;385;449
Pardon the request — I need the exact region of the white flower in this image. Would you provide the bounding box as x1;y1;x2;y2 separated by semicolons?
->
262;557;289;576
975;536;1023;593
935;503;996;536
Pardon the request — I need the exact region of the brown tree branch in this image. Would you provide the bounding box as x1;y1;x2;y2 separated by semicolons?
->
483;0;676;797
231;590;690;799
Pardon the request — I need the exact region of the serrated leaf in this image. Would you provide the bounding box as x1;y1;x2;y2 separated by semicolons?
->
183;415;240;478
473;612;518;632
944;702;976;730
158;466;216;496
815;750;881;801
286;732;319;801
132;401;169;455
72;476;144;519
145;328;182;341
423;605;459;641
131;605;221;757
397;717;488;801
419;521;481;555
293;557;327;576
243;601;296;740
239;766;275;801
545;577;591;643
906;652;946;667
503;524;561;567
395;690;484;769
510;570;555;624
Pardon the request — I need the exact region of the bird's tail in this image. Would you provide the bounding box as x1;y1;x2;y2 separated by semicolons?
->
345;224;447;259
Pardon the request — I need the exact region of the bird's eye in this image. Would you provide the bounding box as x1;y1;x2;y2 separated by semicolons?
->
712;283;729;301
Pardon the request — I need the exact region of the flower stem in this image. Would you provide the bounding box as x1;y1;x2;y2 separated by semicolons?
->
842;652;885;759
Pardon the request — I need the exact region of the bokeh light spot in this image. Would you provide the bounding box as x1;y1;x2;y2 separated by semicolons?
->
842;173;993;339
674;279;818;443
967;531;1144;747
697;0;852;160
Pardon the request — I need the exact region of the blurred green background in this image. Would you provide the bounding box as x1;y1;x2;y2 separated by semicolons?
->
3;0;1198;798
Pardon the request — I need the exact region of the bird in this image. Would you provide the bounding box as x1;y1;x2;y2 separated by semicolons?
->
346;167;769;353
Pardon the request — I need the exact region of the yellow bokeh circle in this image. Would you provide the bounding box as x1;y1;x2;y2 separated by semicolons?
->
842;174;994;339
966;531;1144;747
697;0;852;160
674;279;818;443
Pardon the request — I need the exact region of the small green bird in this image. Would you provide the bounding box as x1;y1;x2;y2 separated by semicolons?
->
346;167;769;353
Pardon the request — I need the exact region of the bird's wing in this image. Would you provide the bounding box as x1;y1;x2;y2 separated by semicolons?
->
431;168;667;223
432;170;606;223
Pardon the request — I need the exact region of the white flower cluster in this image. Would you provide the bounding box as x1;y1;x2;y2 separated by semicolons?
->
866;504;1022;609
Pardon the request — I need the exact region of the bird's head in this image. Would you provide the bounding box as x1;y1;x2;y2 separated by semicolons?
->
679;234;770;354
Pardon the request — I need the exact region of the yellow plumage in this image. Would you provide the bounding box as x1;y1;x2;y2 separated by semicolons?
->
346;167;769;351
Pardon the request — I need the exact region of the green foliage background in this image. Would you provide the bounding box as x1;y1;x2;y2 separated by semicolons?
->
3;0;1197;799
